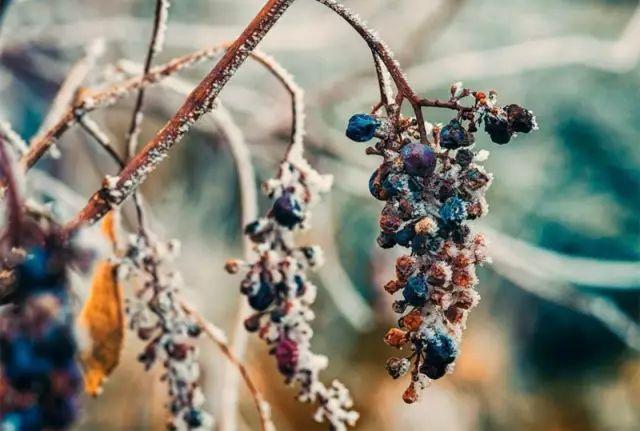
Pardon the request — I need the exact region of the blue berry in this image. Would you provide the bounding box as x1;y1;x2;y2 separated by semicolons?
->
183;408;204;428
419;362;448;380
400;142;436;177
383;173;409;197
272;192;304;228
248;282;275;311
440;120;474;149
395;224;415;247
439;197;467;223
377;232;396;249
402;275;429;306
346;113;380;142
425;333;457;366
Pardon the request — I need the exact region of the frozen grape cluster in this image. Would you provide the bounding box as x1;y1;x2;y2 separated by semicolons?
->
225;153;359;430
346;83;536;403
118;234;213;431
0;238;81;430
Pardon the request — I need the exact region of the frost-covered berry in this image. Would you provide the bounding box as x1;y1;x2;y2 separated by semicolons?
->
395;224;415;247
369;169;388;201
400;142;436;177
424;333;457;367
383;173;409;196
377;232;396;249
346;113;380;142
455;148;474;169
440;120;474;149
484;114;511;144
385;357;411;379
272;192;304;228
439;197;467;223
506;104;536;133
248;282;275;311
402;275;429;306
183;408;204;428
274;337;299;376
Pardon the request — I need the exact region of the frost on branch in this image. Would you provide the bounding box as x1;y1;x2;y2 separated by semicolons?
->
346;83;537;403
225;153;358;429
113;227;213;430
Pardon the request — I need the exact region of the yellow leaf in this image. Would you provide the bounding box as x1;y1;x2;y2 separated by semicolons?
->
101;210;118;247
78;260;125;396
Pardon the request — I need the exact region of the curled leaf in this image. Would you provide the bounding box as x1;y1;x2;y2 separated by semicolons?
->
78;260;124;396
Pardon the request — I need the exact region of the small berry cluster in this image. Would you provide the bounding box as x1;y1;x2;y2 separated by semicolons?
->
346;83;536;403
0;238;81;430
226;155;359;430
118;234;212;430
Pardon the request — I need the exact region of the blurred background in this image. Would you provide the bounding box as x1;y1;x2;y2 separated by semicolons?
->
1;0;640;430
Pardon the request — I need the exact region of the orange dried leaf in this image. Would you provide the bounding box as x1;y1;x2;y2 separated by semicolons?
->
78;260;124;396
101;211;118;246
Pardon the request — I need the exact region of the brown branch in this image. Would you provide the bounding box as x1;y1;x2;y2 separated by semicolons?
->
20;44;229;171
180;300;274;431
0;138;22;247
125;0;170;159
63;0;295;234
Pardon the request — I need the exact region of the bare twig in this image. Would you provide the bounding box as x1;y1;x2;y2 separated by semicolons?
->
180;300;275;431
125;0;170;159
33;39;105;144
63;0;295;233
0;121;27;156
0;137;22;247
77;115;124;169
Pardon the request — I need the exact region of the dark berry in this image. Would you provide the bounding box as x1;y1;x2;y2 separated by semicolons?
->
419;362;447;380
243;314;262;332
451;224;471;244
377;232;396;249
346;113;381;142
455;149;474;169
395;224;415;247
440;120;474;149
385;357;410;379
248;282;275;311
274;337;299;376
392;300;408;314
401;142;437;177
183;409;204;428
425;333;457;366
368;168;388;201
272;192;304;229
437;183;456;203
382;173;409;197
484;114;511;144
506;104;535;133
380;214;402;234
402;275;429;306
411;235;428;255
439;197;467;223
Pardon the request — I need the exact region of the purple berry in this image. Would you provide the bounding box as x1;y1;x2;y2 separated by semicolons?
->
400;142;436;177
272;192;304;228
440;120;474;149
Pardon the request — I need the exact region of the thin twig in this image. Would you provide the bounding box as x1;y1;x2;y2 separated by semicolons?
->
33;39;105;143
76;115;124;169
0;137;22;247
63;0;296;234
180;300;275;431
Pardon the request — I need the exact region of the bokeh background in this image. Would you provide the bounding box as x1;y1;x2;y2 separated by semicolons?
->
1;0;640;430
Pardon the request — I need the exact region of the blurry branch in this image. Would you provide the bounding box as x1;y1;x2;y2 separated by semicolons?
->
317;196;375;332
484;228;640;290
407;2;640;90
125;0;170;159
489;236;640;352
396;0;467;67
77;115;123;169
0;120;27;156
180;301;275;431
32;39;105;144
0;136;22;247
21;44;228;171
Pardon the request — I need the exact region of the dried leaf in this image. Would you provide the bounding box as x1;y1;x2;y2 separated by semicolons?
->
78;259;124;396
101;210;118;246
